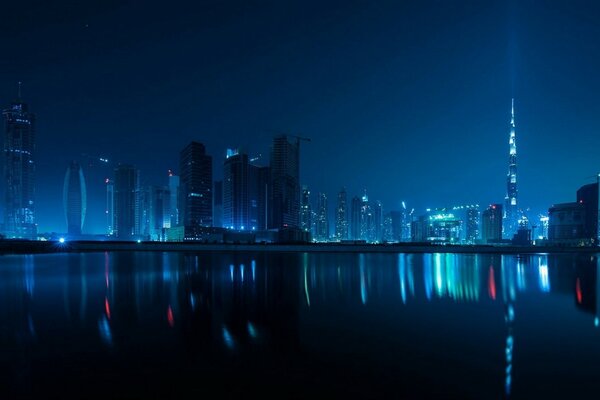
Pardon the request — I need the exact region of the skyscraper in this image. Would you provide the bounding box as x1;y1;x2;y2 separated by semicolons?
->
3;84;36;239
335;188;348;240
63;161;86;236
483;204;503;243
315;192;328;241
213;180;223;228
223;149;249;230
372;200;383;242
465;205;480;243
504;99;518;239
269;135;300;229
255;166;270;231
180;141;213;227
105;178;114;235
143;186;170;241
113;164;139;239
168;170;180;228
300;185;311;232
350;196;362;240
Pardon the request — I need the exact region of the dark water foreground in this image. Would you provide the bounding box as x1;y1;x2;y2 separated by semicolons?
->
1;252;600;399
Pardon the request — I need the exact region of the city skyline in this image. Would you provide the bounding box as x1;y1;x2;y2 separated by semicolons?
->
2;1;600;234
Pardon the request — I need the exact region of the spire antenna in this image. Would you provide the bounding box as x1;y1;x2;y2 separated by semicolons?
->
510;98;515;126
17;81;22;99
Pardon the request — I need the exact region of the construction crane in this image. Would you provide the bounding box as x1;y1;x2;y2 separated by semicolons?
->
267;130;312;145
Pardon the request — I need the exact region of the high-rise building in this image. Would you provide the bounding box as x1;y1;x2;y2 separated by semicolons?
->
504;99;519;239
300;185;311;232
390;211;402;242
400;201;413;241
105;178;114;235
335;188;348;240
465;205;480;243
360;193;373;241
213;180;223;228
113;164;139;239
382;212;393;242
168;170;180;227
63;161;86;236
482;204;503;243
144;186;170;241
372;200;383;242
180;141;212;227
3;84;36;239
223;149;249;230
255;166;270;231
350;196;362;240
269;135;300;229
315;192;328;241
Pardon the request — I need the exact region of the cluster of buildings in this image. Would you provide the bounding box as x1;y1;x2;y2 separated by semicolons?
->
2;88;599;246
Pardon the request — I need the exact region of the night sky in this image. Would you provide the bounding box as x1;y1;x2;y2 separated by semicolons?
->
2;0;600;234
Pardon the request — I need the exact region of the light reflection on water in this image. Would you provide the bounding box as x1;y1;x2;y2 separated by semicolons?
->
1;251;600;399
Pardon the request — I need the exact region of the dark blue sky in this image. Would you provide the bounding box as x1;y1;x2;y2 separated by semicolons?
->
2;0;600;233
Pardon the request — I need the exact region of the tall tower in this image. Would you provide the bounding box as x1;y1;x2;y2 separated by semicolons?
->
63;161;87;236
223;149;249;230
269;135;300;229
315;192;329;241
113;164;139;239
3;83;36;239
300;185;311;232
335;188;348;240
504;98;518;239
179;142;213;227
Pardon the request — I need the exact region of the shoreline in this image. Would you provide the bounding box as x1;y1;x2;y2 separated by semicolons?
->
1;240;599;255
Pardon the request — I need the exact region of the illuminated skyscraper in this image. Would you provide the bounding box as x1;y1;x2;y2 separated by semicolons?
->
113;164;139;239
113;165;140;240
180;141;213;227
335;188;348;240
269;135;300;229
350;196;361;240
300;185;311;232
483;204;503;243
3;84;36;239
504;99;518;239
465;205;480;243
63;161;86;236
105;178;114;235
315;192;328;241
213;180;223;228
223;149;249;230
168;171;180;227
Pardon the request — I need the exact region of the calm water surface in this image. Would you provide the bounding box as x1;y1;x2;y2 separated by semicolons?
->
1;252;599;399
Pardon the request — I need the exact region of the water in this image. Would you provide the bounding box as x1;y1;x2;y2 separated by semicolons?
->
1;251;599;399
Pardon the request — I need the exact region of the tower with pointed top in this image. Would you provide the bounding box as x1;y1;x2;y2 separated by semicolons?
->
3;83;36;239
504;98;518;239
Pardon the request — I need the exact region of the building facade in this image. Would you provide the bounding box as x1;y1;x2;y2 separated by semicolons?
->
3;88;36;238
180;141;212;227
315;192;329;241
223;149;249;230
335;188;348;240
269;135;300;229
482;204;503;243
63;161;86;236
113;164;139;239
